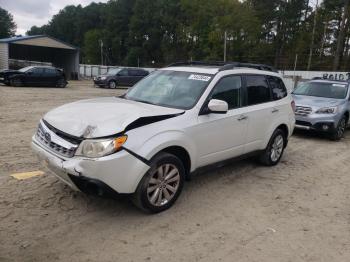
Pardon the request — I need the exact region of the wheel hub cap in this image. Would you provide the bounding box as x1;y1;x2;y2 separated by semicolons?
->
147;164;180;207
271;135;284;162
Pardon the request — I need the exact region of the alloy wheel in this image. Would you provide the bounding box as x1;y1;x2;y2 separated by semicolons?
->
271;134;284;162
147;164;180;207
337;119;346;138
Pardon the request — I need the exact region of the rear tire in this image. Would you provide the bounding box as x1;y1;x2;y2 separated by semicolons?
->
132;152;185;213
259;129;286;166
331;116;347;141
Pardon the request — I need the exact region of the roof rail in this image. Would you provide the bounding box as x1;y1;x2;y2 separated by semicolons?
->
219;62;278;72
167;61;226;67
167;61;278;73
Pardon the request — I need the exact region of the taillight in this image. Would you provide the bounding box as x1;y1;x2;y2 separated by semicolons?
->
291;100;296;112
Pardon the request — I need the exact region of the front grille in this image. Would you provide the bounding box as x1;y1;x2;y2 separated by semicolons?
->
43;120;81;145
295;106;312;116
36;123;77;158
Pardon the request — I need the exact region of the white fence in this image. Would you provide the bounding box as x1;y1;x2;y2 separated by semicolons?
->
79;64;156;78
281;70;350;93
282;70;350;81
79;64;349;93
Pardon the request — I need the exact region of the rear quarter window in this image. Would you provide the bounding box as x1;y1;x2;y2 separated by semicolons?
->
267;76;287;100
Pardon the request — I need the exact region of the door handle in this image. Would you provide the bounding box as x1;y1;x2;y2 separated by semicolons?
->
272;108;279;113
238;115;248;121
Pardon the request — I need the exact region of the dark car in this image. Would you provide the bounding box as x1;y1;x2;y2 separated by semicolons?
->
93;68;149;88
1;66;67;88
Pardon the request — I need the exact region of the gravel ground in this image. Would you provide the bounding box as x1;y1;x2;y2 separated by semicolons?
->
0;81;350;262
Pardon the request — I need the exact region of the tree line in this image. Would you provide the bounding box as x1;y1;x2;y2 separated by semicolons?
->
1;0;350;70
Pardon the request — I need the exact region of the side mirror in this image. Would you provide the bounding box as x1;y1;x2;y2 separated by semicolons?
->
207;99;228;114
27;71;33;75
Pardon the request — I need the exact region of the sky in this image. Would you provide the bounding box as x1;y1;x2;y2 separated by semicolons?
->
0;0;108;35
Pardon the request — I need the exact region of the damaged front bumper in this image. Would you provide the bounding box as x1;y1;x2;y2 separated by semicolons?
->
31;136;150;194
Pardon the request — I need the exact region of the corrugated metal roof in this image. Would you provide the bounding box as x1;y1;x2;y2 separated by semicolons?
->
0;35;78;50
0;35;44;43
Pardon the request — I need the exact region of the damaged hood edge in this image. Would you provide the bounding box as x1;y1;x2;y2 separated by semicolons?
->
43;97;184;139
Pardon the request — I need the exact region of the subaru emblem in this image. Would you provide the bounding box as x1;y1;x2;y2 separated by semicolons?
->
44;132;51;143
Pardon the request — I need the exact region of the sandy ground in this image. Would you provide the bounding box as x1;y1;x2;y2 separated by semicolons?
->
0;81;350;262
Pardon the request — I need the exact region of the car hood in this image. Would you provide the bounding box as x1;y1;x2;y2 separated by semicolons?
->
292;94;344;108
0;69;19;73
43;97;184;138
0;69;19;75
95;74;111;78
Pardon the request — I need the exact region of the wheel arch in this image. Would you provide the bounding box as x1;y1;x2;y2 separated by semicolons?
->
276;123;289;138
158;146;191;177
344;111;349;121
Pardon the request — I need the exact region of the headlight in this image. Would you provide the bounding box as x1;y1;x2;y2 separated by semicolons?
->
75;135;127;158
315;107;338;114
100;76;107;80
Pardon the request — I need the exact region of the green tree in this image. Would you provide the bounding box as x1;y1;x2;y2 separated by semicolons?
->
83;29;105;64
23;0;350;70
0;7;16;38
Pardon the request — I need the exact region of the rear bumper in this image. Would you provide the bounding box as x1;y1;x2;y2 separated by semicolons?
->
31;137;150;194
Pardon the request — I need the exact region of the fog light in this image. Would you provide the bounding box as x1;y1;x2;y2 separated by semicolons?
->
322;125;329;131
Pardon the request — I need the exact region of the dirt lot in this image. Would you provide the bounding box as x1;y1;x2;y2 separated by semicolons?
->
0;81;350;262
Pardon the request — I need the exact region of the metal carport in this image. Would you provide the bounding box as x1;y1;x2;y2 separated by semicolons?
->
0;35;79;80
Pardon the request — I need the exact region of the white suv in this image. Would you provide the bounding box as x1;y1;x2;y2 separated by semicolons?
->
32;62;295;213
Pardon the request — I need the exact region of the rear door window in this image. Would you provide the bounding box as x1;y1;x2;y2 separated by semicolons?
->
267;76;287;100
44;68;57;76
129;69;139;76
140;70;148;76
31;68;44;75
245;75;271;106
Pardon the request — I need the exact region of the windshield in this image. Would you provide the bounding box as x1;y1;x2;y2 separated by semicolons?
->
125;70;213;109
293;82;349;99
107;68;121;75
19;66;33;73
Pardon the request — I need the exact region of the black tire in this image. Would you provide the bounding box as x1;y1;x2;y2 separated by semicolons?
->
259;129;286;166
331;116;347;141
132;152;185;213
108;80;117;89
56;79;67;88
10;78;23;87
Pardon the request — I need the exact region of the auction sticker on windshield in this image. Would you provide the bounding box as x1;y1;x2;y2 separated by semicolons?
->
188;74;212;82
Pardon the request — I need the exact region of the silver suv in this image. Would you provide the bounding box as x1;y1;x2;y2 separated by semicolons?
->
292;79;350;140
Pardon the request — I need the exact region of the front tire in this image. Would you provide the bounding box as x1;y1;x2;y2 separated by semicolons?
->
132;152;185;213
10;78;23;87
56;79;67;88
259;129;286;166
108;80;117;89
331;116;347;141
